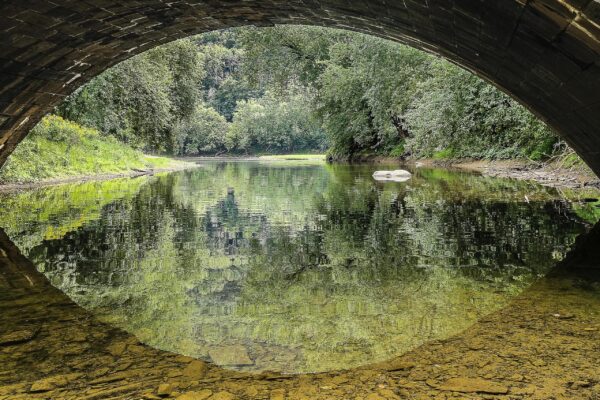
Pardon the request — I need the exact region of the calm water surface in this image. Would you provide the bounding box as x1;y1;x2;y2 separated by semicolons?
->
1;161;598;373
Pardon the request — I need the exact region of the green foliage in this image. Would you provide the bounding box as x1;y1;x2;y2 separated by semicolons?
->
528;136;558;161
58;38;205;153
405;60;556;159
226;91;327;154
174;105;229;155
51;25;568;163
239;26;346;90
316;38;430;158
388;143;406;158
56;30;324;156
207;76;260;121
0;115;176;184
239;26;561;161
432;148;456;160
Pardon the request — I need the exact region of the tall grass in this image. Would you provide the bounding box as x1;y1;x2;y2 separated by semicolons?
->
0;115;176;184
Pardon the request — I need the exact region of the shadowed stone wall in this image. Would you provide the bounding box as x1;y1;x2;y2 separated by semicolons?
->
1;0;600;173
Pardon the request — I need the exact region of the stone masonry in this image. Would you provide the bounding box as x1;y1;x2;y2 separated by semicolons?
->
1;0;600;173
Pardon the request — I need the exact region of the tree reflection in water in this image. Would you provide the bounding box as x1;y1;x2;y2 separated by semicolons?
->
0;162;596;373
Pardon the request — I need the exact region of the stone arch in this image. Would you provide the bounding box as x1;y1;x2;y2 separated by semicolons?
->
1;0;600;173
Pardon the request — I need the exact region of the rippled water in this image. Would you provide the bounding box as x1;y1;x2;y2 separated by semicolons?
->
1;161;597;373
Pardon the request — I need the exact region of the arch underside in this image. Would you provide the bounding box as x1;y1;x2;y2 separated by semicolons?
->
1;0;600;174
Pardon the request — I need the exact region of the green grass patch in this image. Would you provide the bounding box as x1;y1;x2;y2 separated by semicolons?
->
0;115;181;184
558;153;587;169
432;148;456;160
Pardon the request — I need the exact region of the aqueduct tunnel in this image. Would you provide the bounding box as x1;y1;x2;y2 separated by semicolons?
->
1;0;600;173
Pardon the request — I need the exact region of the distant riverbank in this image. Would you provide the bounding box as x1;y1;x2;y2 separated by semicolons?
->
423;159;599;190
2;149;598;193
331;154;600;190
176;154;326;163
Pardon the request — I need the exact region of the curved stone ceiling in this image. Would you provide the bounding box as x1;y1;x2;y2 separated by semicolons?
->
1;0;600;173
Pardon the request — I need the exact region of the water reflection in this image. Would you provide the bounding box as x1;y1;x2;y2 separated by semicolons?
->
0;162;596;373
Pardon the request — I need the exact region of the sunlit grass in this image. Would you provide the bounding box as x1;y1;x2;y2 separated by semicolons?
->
0;115;188;184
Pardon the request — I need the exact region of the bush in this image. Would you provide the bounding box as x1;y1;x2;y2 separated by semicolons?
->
405;60;556;160
527;136;558;161
30;114;93;144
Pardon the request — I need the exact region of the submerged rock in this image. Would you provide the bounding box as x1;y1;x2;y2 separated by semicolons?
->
269;388;286;400
436;377;509;394
371;359;416;371
157;383;174;397
106;341;127;356
182;360;208;379
30;373;82;392
208;345;253;366
176;390;212;400
208;392;236;400
0;328;39;346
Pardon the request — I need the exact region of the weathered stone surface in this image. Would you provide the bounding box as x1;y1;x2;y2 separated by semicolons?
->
181;360;208;379
29;373;82;392
0;0;599;176
176;390;213;400
436;377;509;394
269;388;286;400
0;328;39;346
207;391;236;400
157;383;174;397
208;345;253;366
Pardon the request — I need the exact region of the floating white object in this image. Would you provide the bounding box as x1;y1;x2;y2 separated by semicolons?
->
372;170;412;182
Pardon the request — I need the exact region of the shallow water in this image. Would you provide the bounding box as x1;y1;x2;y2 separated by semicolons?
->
1;162;598;374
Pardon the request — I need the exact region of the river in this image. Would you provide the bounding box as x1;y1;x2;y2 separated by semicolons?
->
1;161;599;398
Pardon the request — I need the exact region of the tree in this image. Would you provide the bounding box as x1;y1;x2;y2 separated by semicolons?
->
174;105;229;155
57;38;205;153
55;25;558;161
405;60;555;159
227;91;327;154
